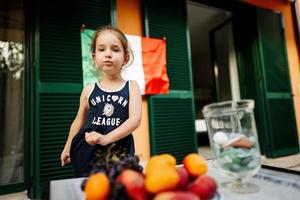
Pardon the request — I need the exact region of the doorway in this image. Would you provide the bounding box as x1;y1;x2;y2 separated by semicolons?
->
187;0;299;158
187;1;236;147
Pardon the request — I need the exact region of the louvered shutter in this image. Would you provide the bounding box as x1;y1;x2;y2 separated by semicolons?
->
32;0;111;198
233;8;299;158
144;0;197;163
256;9;299;157
232;9;270;155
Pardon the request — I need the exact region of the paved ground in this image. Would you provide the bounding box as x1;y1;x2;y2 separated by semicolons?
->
0;191;27;200
262;153;300;171
1;146;300;199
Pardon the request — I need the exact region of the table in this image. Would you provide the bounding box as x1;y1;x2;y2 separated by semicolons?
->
50;162;300;200
206;162;300;200
50;177;85;200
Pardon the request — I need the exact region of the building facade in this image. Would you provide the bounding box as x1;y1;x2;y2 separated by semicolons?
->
0;0;300;198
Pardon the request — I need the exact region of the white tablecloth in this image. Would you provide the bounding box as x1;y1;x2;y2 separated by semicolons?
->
50;162;300;200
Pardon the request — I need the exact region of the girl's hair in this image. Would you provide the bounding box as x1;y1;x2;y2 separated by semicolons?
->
91;25;133;66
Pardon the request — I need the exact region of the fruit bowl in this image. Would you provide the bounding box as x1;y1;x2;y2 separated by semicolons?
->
81;147;219;200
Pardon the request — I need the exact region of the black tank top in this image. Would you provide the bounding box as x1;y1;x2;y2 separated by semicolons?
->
70;81;134;177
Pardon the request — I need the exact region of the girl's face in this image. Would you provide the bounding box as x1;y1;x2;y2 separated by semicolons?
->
93;31;128;75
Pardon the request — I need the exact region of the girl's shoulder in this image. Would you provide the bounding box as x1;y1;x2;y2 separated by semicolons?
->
128;80;141;95
82;83;96;100
128;79;138;87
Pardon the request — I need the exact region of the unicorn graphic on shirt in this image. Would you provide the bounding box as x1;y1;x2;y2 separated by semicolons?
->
103;103;114;117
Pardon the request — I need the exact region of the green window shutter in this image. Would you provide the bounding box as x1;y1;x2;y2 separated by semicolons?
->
40;93;79;180
39;0;111;83
149;94;197;163
233;8;299;158
256;9;299;157
144;0;197;164
232;9;270;155
32;0;112;198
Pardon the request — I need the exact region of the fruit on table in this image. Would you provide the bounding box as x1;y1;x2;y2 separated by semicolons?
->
145;154;176;175
145;167;180;194
160;153;177;166
84;172;110;200
176;167;190;190
145;154;180;193
154;191;200;200
183;153;208;177
188;175;217;200
116;169;148;200
83;152;218;200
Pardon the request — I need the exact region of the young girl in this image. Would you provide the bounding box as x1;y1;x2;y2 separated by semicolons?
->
60;25;142;177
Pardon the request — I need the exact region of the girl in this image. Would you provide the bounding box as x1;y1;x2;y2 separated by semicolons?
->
60;25;142;177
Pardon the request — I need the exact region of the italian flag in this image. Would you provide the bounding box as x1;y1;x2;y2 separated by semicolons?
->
122;35;169;95
81;29;169;95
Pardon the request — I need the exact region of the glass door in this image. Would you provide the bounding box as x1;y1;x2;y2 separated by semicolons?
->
0;0;25;193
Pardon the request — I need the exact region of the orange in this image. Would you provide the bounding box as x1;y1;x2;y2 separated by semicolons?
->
145;154;179;193
145;154;177;177
183;153;208;177
145;167;180;193
145;156;162;175
145;155;169;176
160;154;177;166
84;173;110;200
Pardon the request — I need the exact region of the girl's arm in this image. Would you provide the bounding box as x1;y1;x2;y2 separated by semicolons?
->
61;84;92;166
85;80;142;145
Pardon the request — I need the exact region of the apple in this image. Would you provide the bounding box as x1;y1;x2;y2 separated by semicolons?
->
176;167;190;190
188;175;217;200
154;191;200;200
116;169;148;200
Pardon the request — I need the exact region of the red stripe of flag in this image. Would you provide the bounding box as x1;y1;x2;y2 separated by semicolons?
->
141;37;169;94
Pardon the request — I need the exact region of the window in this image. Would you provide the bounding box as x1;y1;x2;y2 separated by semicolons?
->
0;0;24;185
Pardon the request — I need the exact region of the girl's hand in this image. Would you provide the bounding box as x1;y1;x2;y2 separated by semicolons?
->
85;131;102;145
85;131;110;146
60;149;71;166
